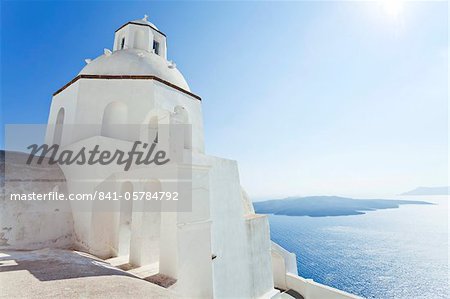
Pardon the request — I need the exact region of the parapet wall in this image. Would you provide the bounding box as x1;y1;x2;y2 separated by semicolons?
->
285;274;361;299
0;151;74;250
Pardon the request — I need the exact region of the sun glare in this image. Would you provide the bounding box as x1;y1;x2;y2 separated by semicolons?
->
380;0;404;18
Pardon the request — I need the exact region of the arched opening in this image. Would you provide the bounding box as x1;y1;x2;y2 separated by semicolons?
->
173;106;191;149
53;107;65;145
101;101;128;139
153;40;160;55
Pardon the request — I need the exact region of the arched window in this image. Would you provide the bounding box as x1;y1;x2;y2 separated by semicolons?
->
173;106;191;149
148;116;158;143
101;102;128;139
120;37;125;49
153;40;160;55
53;107;65;145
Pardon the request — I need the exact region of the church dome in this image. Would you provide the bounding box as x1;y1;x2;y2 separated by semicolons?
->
79;49;190;91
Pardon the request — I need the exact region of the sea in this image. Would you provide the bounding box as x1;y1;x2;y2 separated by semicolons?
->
267;195;448;299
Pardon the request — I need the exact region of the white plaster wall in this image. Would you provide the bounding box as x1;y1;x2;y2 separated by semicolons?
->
114;25;153;53
270;227;359;299
54;134;208;262
129;208;161;266
0;152;74;250
50;79;203;153
285;274;361;299
152;30;167;59
245;214;275;298
114;26;131;51
241;187;255;215
56;137;138;257
45;82;80;146
153;80;204;153
172;221;213;298
272;250;288;290
271;241;298;290
193;154;253;298
158;165;213;297
57;137;168;257
196;153;276;298
114;23;166;59
0;197;73;251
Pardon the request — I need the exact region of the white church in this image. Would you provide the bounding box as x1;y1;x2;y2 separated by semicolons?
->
1;16;358;299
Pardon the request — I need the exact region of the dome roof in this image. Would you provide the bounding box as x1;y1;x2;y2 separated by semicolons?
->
130;17;159;30
79;49;190;91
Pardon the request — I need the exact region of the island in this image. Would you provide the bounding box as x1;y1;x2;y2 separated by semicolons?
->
253;196;433;217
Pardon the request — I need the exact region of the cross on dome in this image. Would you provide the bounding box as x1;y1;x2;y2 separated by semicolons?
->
143;14;149;21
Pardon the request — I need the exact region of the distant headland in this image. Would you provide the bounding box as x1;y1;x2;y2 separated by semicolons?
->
253;196;433;217
401;186;449;196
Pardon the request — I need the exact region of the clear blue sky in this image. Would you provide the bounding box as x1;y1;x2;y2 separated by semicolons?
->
1;1;448;198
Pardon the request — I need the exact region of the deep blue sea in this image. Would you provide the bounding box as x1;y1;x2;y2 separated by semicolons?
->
267;195;448;299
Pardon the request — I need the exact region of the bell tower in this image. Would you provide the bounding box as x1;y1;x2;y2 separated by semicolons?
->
113;15;167;59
